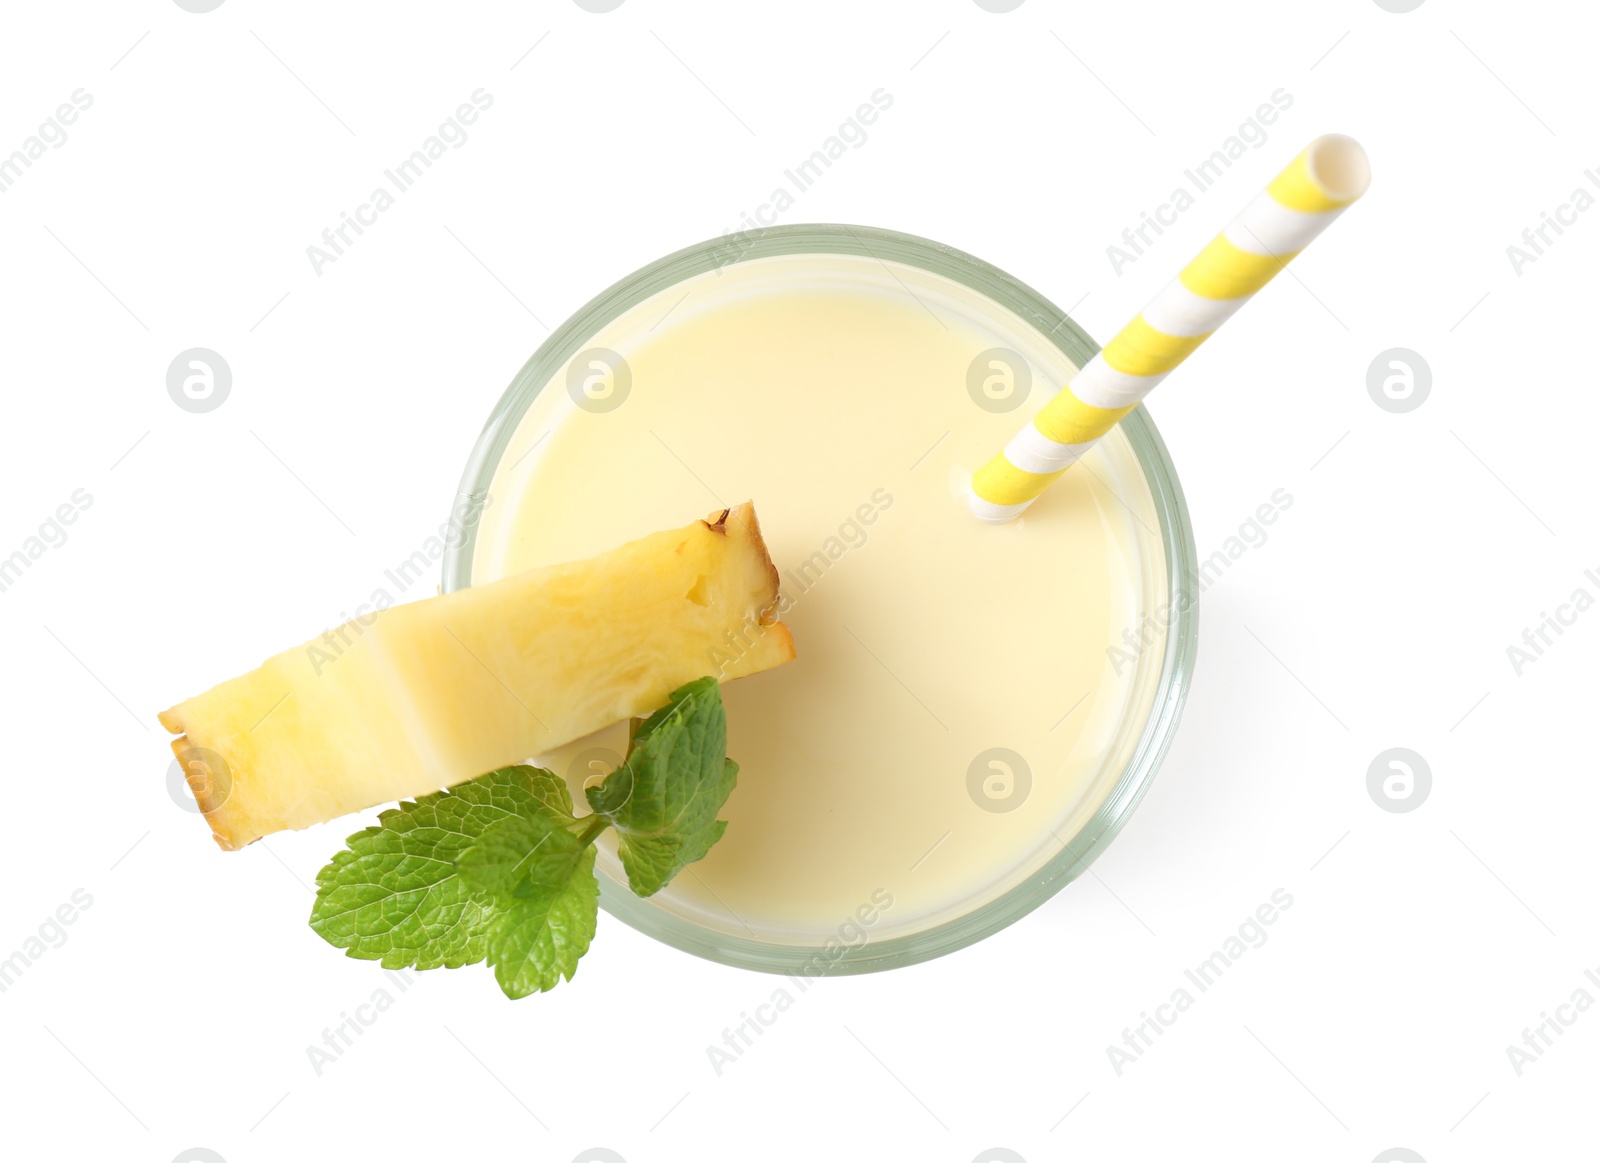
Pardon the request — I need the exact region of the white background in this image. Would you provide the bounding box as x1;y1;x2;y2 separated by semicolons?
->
1;1;1594;1161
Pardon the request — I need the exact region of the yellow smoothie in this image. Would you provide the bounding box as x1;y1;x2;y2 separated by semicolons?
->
470;252;1169;945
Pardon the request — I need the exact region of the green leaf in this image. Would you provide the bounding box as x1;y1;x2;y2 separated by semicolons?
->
308;765;572;970
586;677;738;896
490;852;599;998
457;814;600;998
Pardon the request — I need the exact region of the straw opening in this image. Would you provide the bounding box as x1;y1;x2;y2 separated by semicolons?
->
1306;135;1371;202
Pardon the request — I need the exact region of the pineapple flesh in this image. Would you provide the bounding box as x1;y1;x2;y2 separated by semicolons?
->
161;503;795;850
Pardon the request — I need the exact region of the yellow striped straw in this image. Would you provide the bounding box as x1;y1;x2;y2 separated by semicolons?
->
968;134;1371;523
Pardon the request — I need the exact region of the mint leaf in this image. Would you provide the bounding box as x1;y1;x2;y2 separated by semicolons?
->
489;848;598;998
309;766;571;970
490;851;599;997
586;677;738;896
458;814;600;997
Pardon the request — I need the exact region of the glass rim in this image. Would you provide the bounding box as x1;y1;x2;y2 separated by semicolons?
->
442;223;1199;976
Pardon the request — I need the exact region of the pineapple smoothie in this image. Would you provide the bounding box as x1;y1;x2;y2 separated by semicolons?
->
467;246;1175;949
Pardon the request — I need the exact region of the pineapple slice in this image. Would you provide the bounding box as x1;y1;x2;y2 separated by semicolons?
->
161;503;794;850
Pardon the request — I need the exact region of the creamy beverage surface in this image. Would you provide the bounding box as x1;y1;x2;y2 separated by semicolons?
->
471;252;1168;945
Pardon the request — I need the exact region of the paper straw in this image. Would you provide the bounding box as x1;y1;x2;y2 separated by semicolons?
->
968;134;1371;523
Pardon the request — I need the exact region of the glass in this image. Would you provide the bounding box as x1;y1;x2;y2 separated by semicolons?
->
442;224;1198;975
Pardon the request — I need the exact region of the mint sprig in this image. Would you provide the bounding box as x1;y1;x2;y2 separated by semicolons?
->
308;678;736;998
